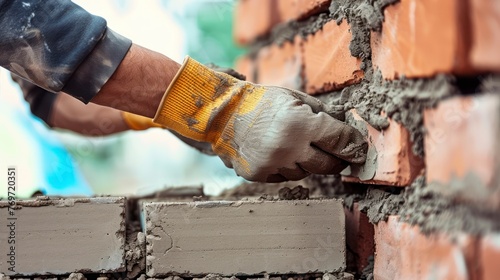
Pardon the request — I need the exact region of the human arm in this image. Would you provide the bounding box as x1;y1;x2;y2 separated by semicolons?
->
1;0;367;182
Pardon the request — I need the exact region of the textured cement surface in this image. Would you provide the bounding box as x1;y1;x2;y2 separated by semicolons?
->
0;197;125;275
144;200;345;277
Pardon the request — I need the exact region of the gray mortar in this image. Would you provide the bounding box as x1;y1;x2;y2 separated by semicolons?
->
358;188;404;224
352;176;500;235
329;0;399;73
317;72;458;157
249;0;399;65
244;0;456;157
480;74;500;93
398;177;500;235
125;230;146;278
248;13;333;59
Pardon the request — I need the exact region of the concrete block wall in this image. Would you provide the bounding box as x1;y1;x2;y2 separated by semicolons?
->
234;0;500;279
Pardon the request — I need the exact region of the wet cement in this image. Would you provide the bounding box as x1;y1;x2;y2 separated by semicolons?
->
329;0;399;72
317;72;457;157
352;176;500;235
398;177;500;235
249;0;400;65
248;13;332;58
358;188;404;224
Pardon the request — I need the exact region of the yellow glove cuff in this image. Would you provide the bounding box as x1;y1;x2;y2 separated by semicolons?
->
153;56;252;142
122;111;162;130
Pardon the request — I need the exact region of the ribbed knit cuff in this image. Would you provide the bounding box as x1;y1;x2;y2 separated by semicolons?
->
153;56;241;142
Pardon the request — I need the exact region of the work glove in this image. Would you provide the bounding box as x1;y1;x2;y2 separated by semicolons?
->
153;57;368;182
120;62;246;156
122;111;215;155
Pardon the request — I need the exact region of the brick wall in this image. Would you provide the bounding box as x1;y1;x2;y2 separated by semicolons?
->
234;0;500;279
0;2;498;279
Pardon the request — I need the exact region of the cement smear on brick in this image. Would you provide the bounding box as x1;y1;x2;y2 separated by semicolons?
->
358;188;404;224
329;0;400;73
318;72;457;157
398;177;500;235
353;176;500;235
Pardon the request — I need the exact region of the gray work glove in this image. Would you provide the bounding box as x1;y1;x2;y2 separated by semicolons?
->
221;86;368;182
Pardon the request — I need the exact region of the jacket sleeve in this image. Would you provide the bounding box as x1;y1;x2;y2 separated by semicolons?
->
0;0;132;103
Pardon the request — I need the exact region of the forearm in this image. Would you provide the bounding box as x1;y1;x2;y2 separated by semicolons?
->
50;94;129;136
91;44;181;118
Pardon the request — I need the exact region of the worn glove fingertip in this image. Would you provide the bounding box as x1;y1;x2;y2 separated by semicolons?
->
325;104;347;121
338;125;369;164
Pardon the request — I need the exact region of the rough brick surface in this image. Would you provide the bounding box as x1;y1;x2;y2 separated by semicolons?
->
278;0;331;22
371;0;470;79
342;110;424;186
480;234;500;280
0;197;125;275
470;0;500;71
374;216;475;280
303;20;363;94
344;203;374;274
234;0;279;45
144;200;345;277
424;94;500;209
256;37;302;90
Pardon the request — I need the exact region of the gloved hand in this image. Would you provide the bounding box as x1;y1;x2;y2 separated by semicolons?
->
122;111;215;155
153;57;368;182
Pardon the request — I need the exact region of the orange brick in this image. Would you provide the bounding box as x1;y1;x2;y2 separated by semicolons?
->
256;37;302;90
371;0;470;79
278;0;331;22
374;216;476;280
424;94;500;209
344;203;374;274
295;0;331;20
470;0;500;71
303;20;364;94
234;0;279;45
342;110;424;187
480;234;500;280
234;56;256;83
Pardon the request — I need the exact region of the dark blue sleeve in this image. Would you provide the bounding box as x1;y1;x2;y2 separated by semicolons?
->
0;0;132;103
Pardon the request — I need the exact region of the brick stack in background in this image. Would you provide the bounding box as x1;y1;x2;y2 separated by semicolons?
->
234;0;500;279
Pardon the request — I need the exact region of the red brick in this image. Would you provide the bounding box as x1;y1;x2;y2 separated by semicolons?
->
295;0;331;20
371;0;470;79
234;0;279;45
344;203;374;274
234;56;256;83
256;37;302;90
278;0;331;22
342;110;424;187
470;0;500;71
424;94;500;209
303;20;364;94
480;234;500;280
374;216;475;280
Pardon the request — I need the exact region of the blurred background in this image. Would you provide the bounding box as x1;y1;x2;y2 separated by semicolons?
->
0;0;246;198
